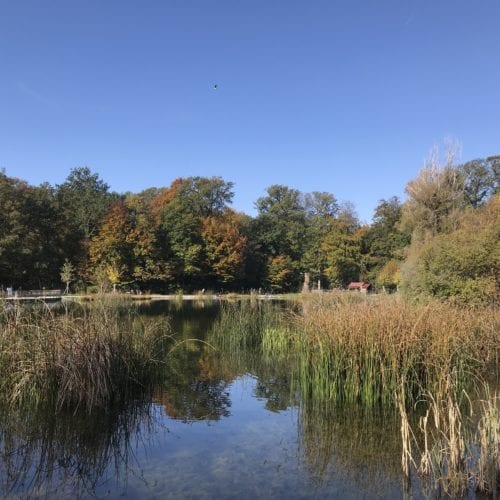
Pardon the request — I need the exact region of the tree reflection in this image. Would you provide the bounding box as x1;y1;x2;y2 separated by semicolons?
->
154;340;234;422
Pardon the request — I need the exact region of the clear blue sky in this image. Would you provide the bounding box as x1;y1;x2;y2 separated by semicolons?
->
1;1;499;222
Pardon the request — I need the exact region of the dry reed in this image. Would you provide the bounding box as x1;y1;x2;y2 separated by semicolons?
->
290;295;498;406
0;298;173;412
402;380;499;496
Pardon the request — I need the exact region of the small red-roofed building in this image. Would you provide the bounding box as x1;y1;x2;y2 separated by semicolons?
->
347;282;372;293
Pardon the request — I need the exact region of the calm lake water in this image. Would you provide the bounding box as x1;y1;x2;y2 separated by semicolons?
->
0;300;425;498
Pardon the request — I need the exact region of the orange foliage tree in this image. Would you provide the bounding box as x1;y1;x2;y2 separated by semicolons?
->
201;211;247;288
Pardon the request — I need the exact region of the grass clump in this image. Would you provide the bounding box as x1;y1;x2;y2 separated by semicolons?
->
211;301;283;352
0;298;173;412
399;380;499;496
291;295;498;407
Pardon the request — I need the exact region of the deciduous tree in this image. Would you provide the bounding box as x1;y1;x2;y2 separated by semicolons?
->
57;167;114;239
320;219;363;287
201;211;247;288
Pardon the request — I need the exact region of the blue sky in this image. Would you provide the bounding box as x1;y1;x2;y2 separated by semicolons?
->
1;0;499;222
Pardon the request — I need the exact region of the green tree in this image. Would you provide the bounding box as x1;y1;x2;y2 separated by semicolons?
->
0;172;67;288
160;177;235;289
174;176;234;217
60;259;75;293
255;185;306;259
364;197;409;284
301;192;338;288
401;195;499;304
458;156;499;208
320;219;363;287
57;167;114;239
254;185;307;290
304;191;338;219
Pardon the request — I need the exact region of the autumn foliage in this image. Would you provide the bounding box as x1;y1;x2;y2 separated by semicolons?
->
0;153;498;300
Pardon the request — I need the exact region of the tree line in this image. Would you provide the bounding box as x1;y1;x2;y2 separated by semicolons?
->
0;152;498;303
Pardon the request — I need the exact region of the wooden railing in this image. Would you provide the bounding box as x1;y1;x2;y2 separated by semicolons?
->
1;289;62;297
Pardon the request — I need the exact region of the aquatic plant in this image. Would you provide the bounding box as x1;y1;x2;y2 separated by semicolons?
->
210;300;283;353
0;297;173;412
211;294;498;408
399;379;499;496
289;295;498;407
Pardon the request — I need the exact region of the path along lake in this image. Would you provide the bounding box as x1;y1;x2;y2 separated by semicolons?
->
0;299;495;498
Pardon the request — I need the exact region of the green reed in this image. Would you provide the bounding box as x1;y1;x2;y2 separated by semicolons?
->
287;295;498;407
0;297;173;412
212;294;498;409
210;300;285;355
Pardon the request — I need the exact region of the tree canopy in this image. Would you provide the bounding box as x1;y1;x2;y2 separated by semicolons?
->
0;152;497;304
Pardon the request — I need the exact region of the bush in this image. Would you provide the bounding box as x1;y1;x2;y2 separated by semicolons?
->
401;195;499;305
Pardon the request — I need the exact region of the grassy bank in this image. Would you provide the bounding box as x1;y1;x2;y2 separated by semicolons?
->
0;296;173;412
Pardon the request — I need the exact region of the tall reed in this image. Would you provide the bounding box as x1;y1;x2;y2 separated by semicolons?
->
0;297;173;412
399;380;499;496
290;295;498;406
210;301;286;361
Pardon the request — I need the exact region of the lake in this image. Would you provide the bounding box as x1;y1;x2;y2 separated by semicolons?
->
0;299;484;498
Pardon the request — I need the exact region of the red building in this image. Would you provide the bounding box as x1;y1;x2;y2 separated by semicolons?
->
347;282;371;293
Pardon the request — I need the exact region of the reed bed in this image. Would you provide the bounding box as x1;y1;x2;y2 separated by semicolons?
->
291;294;499;494
398;380;499;496
290;295;498;406
204;295;499;492
210;301;287;359
0;297;173;412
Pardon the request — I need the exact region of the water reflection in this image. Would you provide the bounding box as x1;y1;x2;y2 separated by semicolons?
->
0;402;155;498
0;300;409;498
298;402;402;493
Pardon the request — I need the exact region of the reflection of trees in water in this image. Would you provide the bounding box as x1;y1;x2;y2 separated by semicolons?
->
154;381;231;421
253;367;296;413
0;401;155;498
154;317;297;420
206;301;298;414
138;300;220;341
0;337;237;497
154;340;234;422
298;401;402;493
